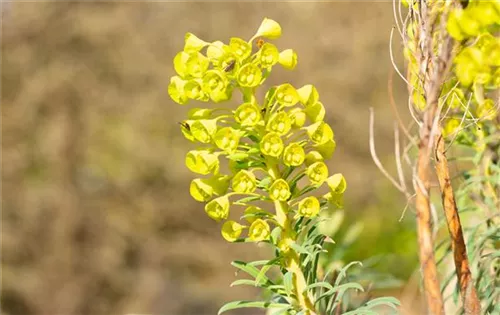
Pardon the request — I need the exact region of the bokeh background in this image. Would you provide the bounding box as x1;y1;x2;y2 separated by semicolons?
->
2;2;426;314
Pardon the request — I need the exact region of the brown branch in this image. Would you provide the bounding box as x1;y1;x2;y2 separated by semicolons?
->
415;104;445;315
435;134;481;315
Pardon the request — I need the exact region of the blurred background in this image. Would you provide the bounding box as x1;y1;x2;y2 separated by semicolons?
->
2;2;426;315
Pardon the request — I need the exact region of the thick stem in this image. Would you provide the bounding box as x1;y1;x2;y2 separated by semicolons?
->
435;134;481;315
267;161;316;314
274;201;316;314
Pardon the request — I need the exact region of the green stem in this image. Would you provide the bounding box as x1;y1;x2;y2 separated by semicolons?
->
267;163;317;314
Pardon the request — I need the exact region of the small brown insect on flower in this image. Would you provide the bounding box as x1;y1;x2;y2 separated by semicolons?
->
224;60;236;72
178;121;191;132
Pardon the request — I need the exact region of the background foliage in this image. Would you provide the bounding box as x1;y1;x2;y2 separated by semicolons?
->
2;2;425;314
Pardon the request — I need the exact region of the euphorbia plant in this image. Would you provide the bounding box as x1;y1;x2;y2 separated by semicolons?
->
169;18;400;314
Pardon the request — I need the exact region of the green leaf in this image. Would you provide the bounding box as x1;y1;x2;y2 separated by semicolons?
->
283;271;294;298
218;301;289;315
230;279;256;287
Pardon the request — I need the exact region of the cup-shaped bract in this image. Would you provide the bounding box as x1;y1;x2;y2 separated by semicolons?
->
297;84;319;107
214;127;240;154
184;32;209;52
248;219;271;242
305;101;326;123
221;220;244;242
259;43;279;68
191;119;217;143
314;139;337;159
184;79;209;101
269;179;291;201
168;76;189;105
275;84;299;107
232;170;257;193
205;195;230;222
260;132;284;157
306;121;334;145
266;111;292;135
235;103;262;127
203;70;230;102
327;173;347;194
278;49;298;70
207;41;225;63
442;118;461;137
186;52;210;78
305;151;324;166
229;37;252;61
186;150;219;175
237;63;262;87
289;108;306;128
174;51;191;78
190;178;214;202
253;18;282;40
298;196;320;217
283;142;305;167
307;161;329;185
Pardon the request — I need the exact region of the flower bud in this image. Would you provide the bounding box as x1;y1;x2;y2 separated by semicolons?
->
184;32;209;52
205;195;230;222
232;170;257;193
306;162;329;185
253;18;282;40
260;132;284;157
326;173;347;194
298;196;320;217
269;179;291;201
283;143;305;167
221;220;244;242
279;49;298;70
248;219;271;242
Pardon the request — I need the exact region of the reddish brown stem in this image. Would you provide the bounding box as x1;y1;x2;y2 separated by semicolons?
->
415;107;445;315
435;134;481;315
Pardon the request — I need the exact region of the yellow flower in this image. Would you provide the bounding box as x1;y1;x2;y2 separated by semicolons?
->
235;103;262;127
266;111;291;135
232;170;257;193
184;32;209;52
248;219;271;242
283;143;305;167
306;162;329;185
185;150;219;175
190;178;213;202
298;196;320;217
205;196;230;222
260;132;284;157
326;173;347;194
221;220;244;242
269;179;291;201
306;121;334;145
214;127;240;154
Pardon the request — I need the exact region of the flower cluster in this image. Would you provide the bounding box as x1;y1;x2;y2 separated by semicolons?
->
168;18;346;247
404;1;499;143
